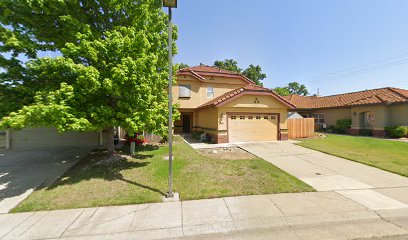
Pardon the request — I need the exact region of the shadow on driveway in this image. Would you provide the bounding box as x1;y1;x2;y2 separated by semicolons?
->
0;147;91;213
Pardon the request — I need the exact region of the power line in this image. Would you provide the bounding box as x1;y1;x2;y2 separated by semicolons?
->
306;53;408;84
307;57;408;86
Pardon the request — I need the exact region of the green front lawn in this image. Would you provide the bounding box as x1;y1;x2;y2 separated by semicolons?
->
12;137;313;212
298;134;408;177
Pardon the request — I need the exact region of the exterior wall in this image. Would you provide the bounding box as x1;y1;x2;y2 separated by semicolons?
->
173;75;247;109
389;104;408;126
9;128;108;149
194;107;219;135
350;105;389;130
311;108;351;126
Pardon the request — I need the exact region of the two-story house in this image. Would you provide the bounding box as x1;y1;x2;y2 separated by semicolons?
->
173;66;295;143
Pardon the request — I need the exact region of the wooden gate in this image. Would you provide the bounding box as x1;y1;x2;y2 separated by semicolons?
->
288;118;314;139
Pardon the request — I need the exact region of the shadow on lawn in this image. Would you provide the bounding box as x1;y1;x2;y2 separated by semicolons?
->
44;145;166;196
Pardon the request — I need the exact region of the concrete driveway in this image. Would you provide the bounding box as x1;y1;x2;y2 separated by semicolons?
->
239;142;408;211
0;147;90;213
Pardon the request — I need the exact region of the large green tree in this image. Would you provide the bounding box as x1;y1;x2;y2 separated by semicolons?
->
274;82;309;96
175;63;189;70
213;59;242;73
273;87;291;96
213;59;267;86
0;0;177;154
242;64;266;86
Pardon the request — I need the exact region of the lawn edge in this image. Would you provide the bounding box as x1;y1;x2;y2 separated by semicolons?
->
296;142;408;178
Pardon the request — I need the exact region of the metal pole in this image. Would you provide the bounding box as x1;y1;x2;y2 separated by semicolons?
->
167;6;174;198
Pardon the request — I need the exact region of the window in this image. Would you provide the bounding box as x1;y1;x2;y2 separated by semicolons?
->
207;86;214;98
271;116;276;120
313;113;325;124
248;116;253;120
240;116;245;120
179;84;191;98
264;116;269;119
256;116;261;119
231;116;237;120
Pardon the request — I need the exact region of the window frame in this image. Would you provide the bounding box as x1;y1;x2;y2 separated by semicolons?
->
313;113;325;125
178;84;191;98
207;86;214;98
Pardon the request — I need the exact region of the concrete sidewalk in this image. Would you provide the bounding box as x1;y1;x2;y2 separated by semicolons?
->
1;191;408;240
239;142;408;211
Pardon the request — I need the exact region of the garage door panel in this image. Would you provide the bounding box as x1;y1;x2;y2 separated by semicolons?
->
228;114;278;142
11;128;100;148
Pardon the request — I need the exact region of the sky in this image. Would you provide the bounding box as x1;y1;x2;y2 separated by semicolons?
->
171;0;408;96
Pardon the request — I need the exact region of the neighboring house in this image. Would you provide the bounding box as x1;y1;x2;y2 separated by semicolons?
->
173;66;295;143
284;87;408;137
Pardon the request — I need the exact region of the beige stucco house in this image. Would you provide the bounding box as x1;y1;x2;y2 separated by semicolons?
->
284;87;408;137
173;66;294;143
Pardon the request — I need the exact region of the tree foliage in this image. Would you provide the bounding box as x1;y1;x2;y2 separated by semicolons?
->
287;82;309;96
274;82;309;96
0;0;178;152
175;63;189;70
213;59;267;86
213;59;242;73
242;64;266;86
273;87;291;96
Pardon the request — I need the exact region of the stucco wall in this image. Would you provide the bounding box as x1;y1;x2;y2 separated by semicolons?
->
195;108;219;134
351;105;389;130
311;108;351;126
173;75;246;109
389;104;408;126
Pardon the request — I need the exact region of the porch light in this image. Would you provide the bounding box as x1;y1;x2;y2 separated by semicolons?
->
163;0;177;8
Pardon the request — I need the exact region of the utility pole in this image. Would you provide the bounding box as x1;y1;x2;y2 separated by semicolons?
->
163;0;178;199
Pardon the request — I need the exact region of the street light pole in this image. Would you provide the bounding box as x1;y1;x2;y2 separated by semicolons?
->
167;5;174;198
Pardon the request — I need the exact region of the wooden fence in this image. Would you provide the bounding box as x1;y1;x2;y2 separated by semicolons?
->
288;118;315;139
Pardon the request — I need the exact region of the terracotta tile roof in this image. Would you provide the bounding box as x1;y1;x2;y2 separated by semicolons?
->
198;85;295;109
283;87;408;109
177;65;254;84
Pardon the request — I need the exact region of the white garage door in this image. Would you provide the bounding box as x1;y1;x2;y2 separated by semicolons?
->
10;128;101;148
228;114;278;142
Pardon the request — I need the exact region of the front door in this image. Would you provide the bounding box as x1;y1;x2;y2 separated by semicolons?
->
183;115;191;133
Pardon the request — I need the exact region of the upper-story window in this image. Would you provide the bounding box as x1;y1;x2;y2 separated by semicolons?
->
179;84;191;98
207;86;214;98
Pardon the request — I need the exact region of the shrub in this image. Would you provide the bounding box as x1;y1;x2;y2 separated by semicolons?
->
385;126;408;138
326;125;336;133
359;129;373;136
336;118;351;132
192;130;205;139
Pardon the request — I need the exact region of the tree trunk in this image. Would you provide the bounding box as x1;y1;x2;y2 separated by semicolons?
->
107;126;115;155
